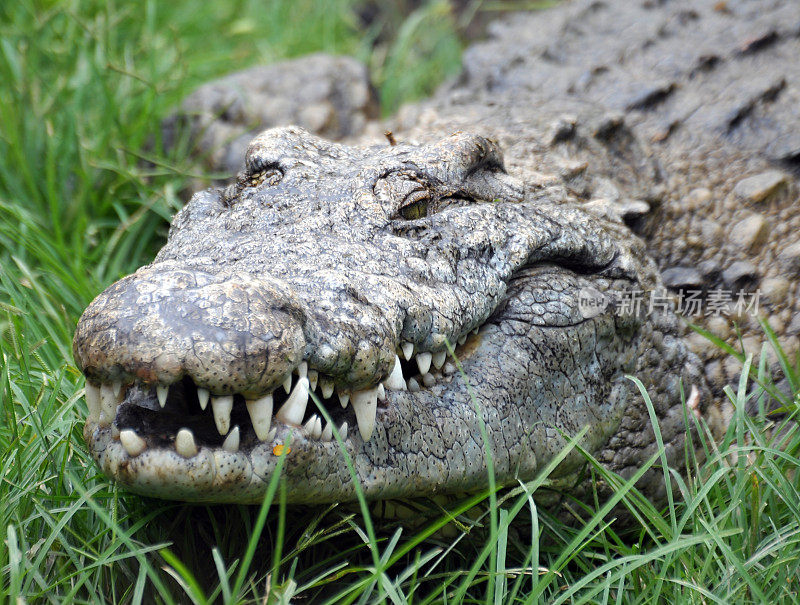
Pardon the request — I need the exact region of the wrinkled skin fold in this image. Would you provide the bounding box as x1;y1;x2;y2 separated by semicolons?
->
73;127;704;503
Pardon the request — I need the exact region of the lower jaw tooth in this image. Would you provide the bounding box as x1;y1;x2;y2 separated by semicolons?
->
303;415;318;436
339;421;349;441
377;383;386;400
407;377;420;392
266;427;277;441
175;428;198;458
443;362;456;375
283;374;293;394
457;334;467;346
321;421;333;441
222;426;240;453
120;429;146;457
422;373;435;387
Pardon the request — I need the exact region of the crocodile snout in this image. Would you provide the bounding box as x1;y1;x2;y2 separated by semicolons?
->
73;265;306;397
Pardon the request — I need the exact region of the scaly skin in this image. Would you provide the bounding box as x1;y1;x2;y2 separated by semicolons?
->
73;127;704;503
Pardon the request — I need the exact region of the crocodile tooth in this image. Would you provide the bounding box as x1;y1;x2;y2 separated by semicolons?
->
422;373;435;387
339;421;349;441
432;350;446;370
197;387;210;411
303;415;318;436
321;421;333;441
156;384;168;408
120;429;146;457
377;383;386;400
311;415;323;439
85;382;101;421
112;380;123;398
296;361;308;378
416;352;432;375
384;355;406;390
276;377;309;426
351;387;378;441
283;374;293;394
407;377;420;392
401;342;414;361
473;328;479;335
320;378;334;399
222;426;240;453
99;383;118;426
266;427;277;441
246;394;273;441
443;362;457;375
338;391;350;408
308;369;318;391
457;334;467;346
175;428;198;458
211;395;233;435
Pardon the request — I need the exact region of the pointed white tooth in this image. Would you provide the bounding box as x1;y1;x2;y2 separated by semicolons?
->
276;377;309;426
416;352;432;375
473;327;479;335
458;334;467;346
175;428;198;458
339;421;349;441
306;415;322;439
120;429;146;457
338;391;350;408
283;374;293;394
222;426;240;453
308;370;318;391
85;383;101;422
443;362;457;375
197;387;210;411
313;416;323;439
408;377;420;392
112;380;123;398
432;350;446;370
296;361;308;378
384;355;406;390
246;394;273;441
401;342;414;361
351;387;378;441
377;383;386;400
320;378;334;399
266;427;277;441
422;373;435;387
211;395;233;435
321;421;333;441
157;384;168;408
303;415;317;435
100;384;118;426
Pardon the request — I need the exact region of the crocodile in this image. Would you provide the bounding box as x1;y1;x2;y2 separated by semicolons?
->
72;0;800;504
73;126;704;503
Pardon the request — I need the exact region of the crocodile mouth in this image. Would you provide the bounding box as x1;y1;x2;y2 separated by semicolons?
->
84;328;482;460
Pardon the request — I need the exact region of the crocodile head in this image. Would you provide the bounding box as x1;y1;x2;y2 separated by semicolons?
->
73;126;701;503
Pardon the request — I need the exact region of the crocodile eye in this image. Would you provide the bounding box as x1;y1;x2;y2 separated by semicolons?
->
248;166;283;188
398;189;430;220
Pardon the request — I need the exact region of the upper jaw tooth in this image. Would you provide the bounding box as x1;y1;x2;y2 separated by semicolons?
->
351;387;378;442
401;342;414;361
432;350;446;370
296;361;308;379
246;394;273;441
156;384;169;408
383;355;406;390
85;383;101;422
211;395;233;435
275;377;309;426
416;352;432;375
197;387;210;410
99;383;122;426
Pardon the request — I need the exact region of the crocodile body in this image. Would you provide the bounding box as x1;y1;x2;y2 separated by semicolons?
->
73;0;800;503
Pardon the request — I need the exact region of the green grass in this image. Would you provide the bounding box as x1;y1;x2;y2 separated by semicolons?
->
2;0;800;602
